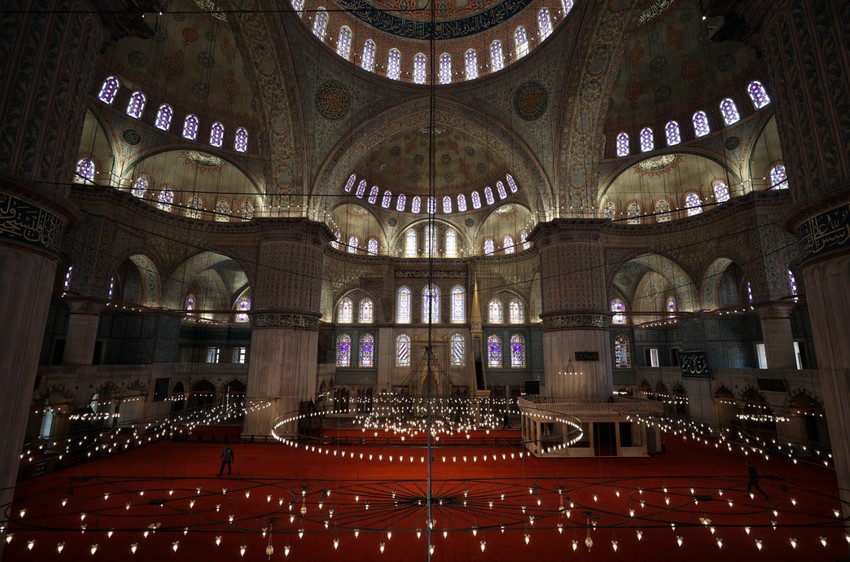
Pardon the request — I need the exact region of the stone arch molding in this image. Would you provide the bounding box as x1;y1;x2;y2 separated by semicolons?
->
609;252;699;313
161;251;251;310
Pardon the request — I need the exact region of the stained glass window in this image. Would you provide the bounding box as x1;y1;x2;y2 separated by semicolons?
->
640;127;654;152
713;180;730;203
157;186;174;212
457;194;467;212
183;114;199;140
74;158;95;183
422;283;440;323
423;225;437;256
509;299;524;323
748;81;771;109
387;48;401;80
443;195;452;213
655;198;671;222
337;26;352;59
627;201;640;224
132;176;149;199
126;91;146;119
241;200;254;221
685;192;702;216
747;281;754;303
427;196;436;214
720;98;740;125
368;185;379;204
155;104;173;131
291;0;304;12
362;40;376;71
484;187;494;205
186;195;203;219
666;295;677;318
108;276;115;301
484;238;494;255
312;8;328;39
396;334;411;366
562;0;574;15
520;230;530;250
347;235;359;253
487;335;502;368
397;287;411;323
604;201;616;219
344;174;356;192
359;298;374;323
359;334;375;367
98;76;120;104
616;132;629;157
488;299;503;324
465;49;478;80
504;235;514;254
515;26;529;58
692;111;710;137
445;229;458;258
788;270;798;296
355;180;367;198
451;285;465;322
332;230;341;250
235;127;248;152
439;53;452;84
451;333;465;366
337;297;353;323
63;265;73;292
235;297;251;322
471;191;481;209
405;230;417;257
210;122;225;147
665;121;681;146
496;181;507;200
611;298;626;324
411;196;421;213
770;162;788;189
614;335;631;368
336;334;351;367
396;194;406;211
367;237;378;255
413;53;427;84
185;294;195;314
215;199;230;221
538;8;553;39
490;41;504;72
510;334;526;368
507;174;518;193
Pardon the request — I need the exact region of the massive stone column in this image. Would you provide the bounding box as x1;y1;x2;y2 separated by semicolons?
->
758;302;797;369
531;220;612;402
243;220;333;437
62;298;104;365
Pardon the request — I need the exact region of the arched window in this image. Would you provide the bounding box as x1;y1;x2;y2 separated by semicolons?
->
215;199;230;221
359;334;375;367
347;235;359;253
640;127;654;152
184;294;195;315
713;180;730;203
235;127;248;152
616;132;629;157
748;80;771;109
405;230;417;257
312;8;328;39
655;198;671;222
515;26;529;58
496;181;507;199
451;333;465;366
465;49;478;80
445;229;458;258
685;192;703;216
422;284;440;323
439;53;452;84
131;176;149;199
155;104;173;131
471;191;481;209
336;334;352;367
770;162;788;190
627;201;641;224
332;230;341;250
397;287;411;323
692;111;710;137
411;196;421;213
291;0;304;12
387;48;401;80
488;299;503;324
396;194;406;212
520;230;531;250
241;200;254;221
368;185;379;204
487;335;502;368
490;40;504;72
424;224;437;256
450;285;465;323
562;0;574;15
509;299;524;323
788;270;798;296
97;76;120;104
665;121;681;146
126;91;146;119
362;40;376;71
344;174;356;192
186;195;202;219
666;295;677;318
442;195;452;213
611;298;627;325
396;334;411;366
367;237;379;255
510;334;526;368
235;297;251;322
720;98;740;125
507;175;518;193
183;114;199;140
484;238;495;255
337;297;353;323
63;265;73;292
209;122;225;147
359;298;374;323
504;235;514;254
484;187;494;205
538;8;553;39
413;53;427;84
456;194;467;212
74;158;95;183
427;196;436;214
604;201;616;219
157;186;174;212
747;281;754;303
337;26;352;59
355;180;367;198
108;276;115;301
614;335;631;368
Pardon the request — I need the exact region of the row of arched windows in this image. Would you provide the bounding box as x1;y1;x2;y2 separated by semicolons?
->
487;334;526;368
487;298;526;324
483;230;532;255
306;2;574;82
610;297;676;326
125;174;256;221
394;285;465;324
183;294;252;322
615;81;771;157
97;76;249;152
342;173;520;214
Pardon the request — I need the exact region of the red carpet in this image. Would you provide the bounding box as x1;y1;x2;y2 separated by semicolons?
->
4;429;849;561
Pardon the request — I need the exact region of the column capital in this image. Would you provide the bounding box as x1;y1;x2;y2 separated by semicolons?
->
64;297;105;316
755;300;796;320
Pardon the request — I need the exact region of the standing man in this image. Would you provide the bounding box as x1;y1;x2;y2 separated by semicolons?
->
746;461;769;499
219;445;234;477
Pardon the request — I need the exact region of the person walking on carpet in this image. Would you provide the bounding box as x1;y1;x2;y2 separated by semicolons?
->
502;411;511;429
219;445;234;477
746;460;769;499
